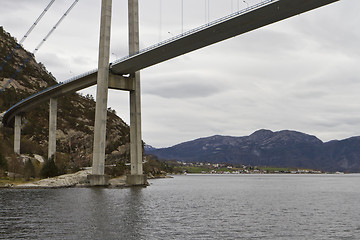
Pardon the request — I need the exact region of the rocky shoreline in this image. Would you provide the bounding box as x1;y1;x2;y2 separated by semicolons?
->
1;170;172;189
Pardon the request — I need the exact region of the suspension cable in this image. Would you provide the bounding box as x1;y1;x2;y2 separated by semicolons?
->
0;0;56;73
34;0;80;54
181;0;184;33
205;0;208;23
206;0;210;23
159;0;162;42
21;0;56;45
1;0;80;92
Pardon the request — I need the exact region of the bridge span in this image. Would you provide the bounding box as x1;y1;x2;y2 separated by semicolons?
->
2;0;339;185
3;0;339;127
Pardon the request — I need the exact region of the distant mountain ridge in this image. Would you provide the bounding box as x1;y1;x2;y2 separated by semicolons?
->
146;129;360;172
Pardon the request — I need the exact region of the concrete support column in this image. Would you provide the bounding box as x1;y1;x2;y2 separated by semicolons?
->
48;98;57;160
14;115;21;155
129;71;143;176
127;0;147;186
89;0;112;186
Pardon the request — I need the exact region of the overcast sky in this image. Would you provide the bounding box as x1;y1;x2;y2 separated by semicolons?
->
1;0;359;148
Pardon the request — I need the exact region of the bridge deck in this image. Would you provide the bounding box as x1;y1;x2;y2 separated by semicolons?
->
3;0;339;127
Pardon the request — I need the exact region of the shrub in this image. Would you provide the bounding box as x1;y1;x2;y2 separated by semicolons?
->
105;161;127;177
0;152;8;171
23;159;35;181
7;156;24;180
40;156;59;178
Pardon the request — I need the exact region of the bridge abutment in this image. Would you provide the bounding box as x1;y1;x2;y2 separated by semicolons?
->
126;174;147;186
87;174;110;186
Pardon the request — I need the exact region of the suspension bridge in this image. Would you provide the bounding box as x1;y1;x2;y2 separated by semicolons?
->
1;0;339;186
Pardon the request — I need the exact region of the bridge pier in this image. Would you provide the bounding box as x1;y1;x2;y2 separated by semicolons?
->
48;98;57;160
126;0;147;186
14;115;21;155
89;0;112;186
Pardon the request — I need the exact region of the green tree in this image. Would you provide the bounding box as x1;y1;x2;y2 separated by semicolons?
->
105;161;127;177
40;157;59;178
8;156;24;180
0;153;8;171
23;159;35;181
0;153;8;177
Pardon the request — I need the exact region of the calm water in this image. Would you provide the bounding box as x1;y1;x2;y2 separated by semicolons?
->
1;174;360;240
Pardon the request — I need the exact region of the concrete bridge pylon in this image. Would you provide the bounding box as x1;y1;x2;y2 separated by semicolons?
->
14;115;21;155
127;0;147;186
88;0;146;186
48;98;57;160
88;0;112;186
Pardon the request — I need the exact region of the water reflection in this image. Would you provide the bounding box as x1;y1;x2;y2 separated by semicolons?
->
122;187;148;239
78;187;149;240
89;188;111;239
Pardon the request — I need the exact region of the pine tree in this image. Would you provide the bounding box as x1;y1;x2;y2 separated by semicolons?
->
40;156;59;178
0;152;8;177
23;159;35;181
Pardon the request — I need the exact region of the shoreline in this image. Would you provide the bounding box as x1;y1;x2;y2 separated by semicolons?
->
0;170;172;189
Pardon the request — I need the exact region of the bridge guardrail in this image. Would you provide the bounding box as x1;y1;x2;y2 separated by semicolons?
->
112;0;278;65
4;83;61;116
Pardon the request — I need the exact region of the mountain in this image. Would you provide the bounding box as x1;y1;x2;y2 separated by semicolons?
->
0;26;131;174
321;137;360;172
146;129;360;172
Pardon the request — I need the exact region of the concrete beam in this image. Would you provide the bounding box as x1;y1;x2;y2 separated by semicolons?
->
108;73;135;91
14;115;21;155
48;98;57;160
90;0;112;186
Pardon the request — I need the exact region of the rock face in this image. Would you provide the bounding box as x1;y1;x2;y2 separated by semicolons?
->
147;129;360;173
15;170;92;188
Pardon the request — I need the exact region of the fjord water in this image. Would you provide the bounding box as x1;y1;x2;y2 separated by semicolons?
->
1;174;360;240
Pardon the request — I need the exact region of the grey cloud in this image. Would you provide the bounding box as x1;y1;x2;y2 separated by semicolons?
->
144;82;221;99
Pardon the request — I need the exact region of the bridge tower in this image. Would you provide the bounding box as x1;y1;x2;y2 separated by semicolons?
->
88;0;146;186
126;0;147;185
88;0;112;186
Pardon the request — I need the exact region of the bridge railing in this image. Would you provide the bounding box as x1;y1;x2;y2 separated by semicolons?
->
62;69;98;84
4;68;99;117
112;0;279;65
4;83;61;117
